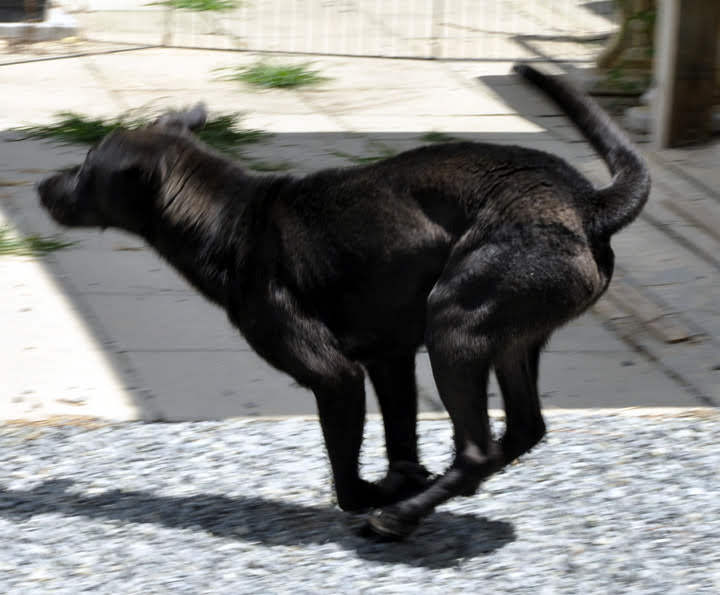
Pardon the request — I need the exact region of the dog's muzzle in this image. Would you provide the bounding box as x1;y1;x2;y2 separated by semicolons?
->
37;168;90;226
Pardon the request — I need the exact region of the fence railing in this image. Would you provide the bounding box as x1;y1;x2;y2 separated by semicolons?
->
72;0;617;61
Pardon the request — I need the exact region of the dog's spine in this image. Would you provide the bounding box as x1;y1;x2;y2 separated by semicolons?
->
513;63;650;238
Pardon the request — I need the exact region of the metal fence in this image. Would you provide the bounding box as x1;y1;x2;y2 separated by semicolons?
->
72;0;617;61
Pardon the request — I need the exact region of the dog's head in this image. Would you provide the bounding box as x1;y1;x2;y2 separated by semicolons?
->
37;103;207;233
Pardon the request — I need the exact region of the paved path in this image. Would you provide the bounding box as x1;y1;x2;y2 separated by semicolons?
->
1;43;718;421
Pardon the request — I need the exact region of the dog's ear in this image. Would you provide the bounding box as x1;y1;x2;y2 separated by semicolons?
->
153;102;208;133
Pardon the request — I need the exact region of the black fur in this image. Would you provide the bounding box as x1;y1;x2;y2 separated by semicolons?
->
37;64;650;539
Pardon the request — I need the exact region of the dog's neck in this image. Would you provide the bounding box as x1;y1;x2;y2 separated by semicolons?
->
141;167;284;307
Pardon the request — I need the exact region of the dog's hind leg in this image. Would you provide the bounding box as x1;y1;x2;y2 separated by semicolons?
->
365;239;579;538
366;253;507;539
367;347;502;539
366;356;433;501
495;338;547;464
367;355;419;464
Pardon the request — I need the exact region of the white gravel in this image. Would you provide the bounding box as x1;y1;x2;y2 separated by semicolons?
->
1;411;719;594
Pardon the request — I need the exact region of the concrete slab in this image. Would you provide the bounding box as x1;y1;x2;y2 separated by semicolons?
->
121;349;317;420
239;132;360;172
446;61;568;81
612;219;720;339
332;114;548;134
49;239;193;295
79;292;246;352
0;59;124;128
654;143;720;198
0;218;138;422
417;321;693;412
291;55;464;92
230;113;342;134
86;49;322;116
0;135;87;172
305;86;512;117
534;350;696;408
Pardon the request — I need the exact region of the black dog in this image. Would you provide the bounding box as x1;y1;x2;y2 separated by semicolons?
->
38;64;650;539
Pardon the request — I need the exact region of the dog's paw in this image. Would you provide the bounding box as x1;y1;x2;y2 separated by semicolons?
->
364;506;421;541
337;465;434;513
376;461;435;503
336;479;390;512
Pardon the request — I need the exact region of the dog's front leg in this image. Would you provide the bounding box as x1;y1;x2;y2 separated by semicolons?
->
229;281;389;512
312;371;377;511
366;356;433;500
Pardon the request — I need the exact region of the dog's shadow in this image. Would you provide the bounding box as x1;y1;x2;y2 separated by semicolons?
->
1;478;514;568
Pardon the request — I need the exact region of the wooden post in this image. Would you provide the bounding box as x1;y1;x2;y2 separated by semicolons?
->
653;0;720;148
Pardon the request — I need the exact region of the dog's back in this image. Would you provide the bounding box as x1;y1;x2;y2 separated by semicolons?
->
281;64;649;256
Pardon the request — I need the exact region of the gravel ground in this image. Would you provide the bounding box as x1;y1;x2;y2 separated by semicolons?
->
1;411;718;594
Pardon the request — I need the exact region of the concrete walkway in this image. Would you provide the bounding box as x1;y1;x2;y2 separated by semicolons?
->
1;44;718;421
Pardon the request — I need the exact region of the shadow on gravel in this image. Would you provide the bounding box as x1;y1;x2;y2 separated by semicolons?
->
0;478;515;568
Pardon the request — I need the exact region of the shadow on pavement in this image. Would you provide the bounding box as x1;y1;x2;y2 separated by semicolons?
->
0;478;516;568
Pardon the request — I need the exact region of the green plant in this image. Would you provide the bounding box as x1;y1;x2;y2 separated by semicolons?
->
628;8;656;29
0;225;74;257
14;113;133;145
14;111;267;157
217;61;329;89
149;0;239;11
420;131;461;143
194;115;268;156
330;147;397;165
606;67;651;95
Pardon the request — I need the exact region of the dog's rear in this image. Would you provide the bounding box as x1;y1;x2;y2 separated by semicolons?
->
368;66;651;538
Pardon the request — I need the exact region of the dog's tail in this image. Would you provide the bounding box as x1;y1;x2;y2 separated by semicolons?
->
513;63;650;238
